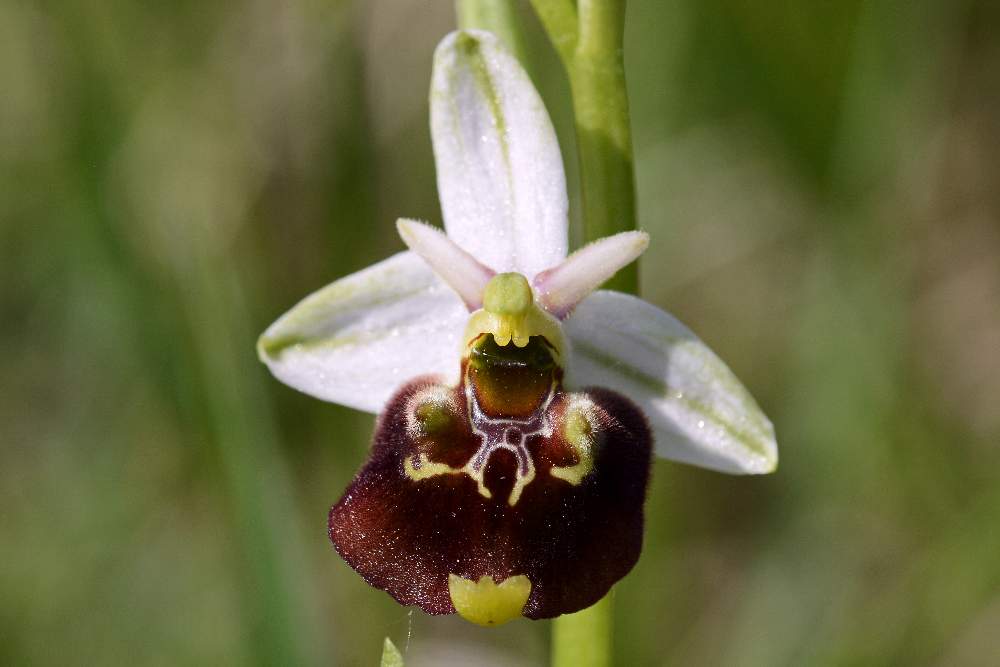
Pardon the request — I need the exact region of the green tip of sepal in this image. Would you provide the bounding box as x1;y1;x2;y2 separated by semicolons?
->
454;29;480;54
738;414;779;474
256;332;289;363
380;637;404;667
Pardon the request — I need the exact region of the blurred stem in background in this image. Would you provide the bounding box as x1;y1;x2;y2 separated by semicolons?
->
186;246;321;666
457;1;637;665
48;7;324;662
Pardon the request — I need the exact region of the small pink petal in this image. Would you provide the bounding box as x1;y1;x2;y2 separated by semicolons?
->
533;231;649;318
397;219;495;311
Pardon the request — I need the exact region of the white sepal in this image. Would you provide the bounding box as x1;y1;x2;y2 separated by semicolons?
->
431;29;568;279
562;291;778;474
396;218;495;311
257;252;467;413
533;231;649;318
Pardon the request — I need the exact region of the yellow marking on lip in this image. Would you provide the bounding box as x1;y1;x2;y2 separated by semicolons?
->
403;453;465;482
550;399;598;485
448;574;531;627
404;382;548;507
549;459;592;485
505;463;535;506
403;452;537;506
403;453;495;499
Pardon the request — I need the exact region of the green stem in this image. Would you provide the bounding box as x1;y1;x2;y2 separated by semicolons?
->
533;0;637;293
535;1;636;665
551;594;614;667
528;0;578;63
455;0;528;64
570;0;636;292
189;248;322;666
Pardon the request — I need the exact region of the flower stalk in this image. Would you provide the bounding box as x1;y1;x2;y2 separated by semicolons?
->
551;593;613;667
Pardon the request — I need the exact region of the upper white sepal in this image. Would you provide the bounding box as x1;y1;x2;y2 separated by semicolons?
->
431;30;568;278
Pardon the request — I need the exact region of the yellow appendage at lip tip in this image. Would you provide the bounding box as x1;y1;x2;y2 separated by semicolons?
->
448;573;532;627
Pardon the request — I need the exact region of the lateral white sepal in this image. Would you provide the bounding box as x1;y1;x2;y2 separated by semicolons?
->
258;252;467;412
563;290;778;474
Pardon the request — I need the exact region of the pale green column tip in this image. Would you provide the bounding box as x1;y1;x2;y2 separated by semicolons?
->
483;272;533;316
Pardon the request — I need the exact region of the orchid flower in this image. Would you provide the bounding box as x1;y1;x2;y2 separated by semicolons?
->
258;30;777;627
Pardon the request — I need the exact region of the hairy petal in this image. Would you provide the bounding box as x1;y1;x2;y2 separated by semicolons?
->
534;231;649;318
563;291;778;474
431;29;568;278
396;218;495;311
257;252;467;412
329;378;651;620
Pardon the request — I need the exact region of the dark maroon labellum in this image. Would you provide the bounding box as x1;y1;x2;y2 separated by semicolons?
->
328;334;651;621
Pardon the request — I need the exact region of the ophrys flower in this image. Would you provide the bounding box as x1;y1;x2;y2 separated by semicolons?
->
258;30;777;626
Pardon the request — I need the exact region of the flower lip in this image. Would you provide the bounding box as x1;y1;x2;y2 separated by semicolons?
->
467;334;559;419
328;376;652;621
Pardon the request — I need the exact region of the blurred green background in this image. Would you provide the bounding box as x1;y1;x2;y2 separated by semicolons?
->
2;1;999;665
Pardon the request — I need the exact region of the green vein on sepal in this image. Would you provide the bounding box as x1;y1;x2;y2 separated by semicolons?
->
450;31;510;173
257;281;434;360
573;340;775;466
